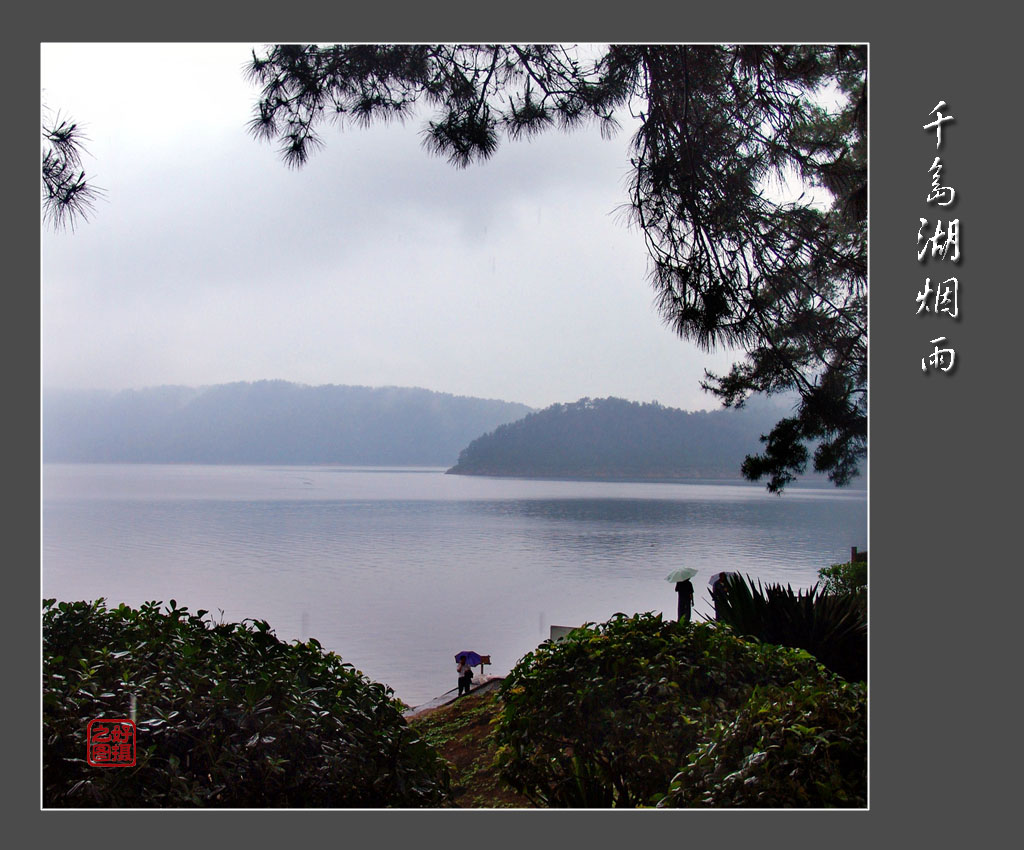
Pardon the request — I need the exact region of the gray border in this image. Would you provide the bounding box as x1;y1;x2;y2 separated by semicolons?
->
868;3;1014;836
23;0;1006;843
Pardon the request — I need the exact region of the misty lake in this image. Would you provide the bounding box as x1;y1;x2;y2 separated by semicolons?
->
42;463;867;707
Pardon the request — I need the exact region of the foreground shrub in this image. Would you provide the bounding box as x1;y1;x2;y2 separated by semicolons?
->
492;613;859;807
818;559;868;596
659;678;866;807
43;599;452;807
713;574;866;682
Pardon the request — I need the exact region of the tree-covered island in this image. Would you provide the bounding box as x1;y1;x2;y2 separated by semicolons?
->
447;396;855;483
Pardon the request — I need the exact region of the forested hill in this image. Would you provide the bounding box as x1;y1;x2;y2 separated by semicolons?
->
43;382;534;466
447;396;858;484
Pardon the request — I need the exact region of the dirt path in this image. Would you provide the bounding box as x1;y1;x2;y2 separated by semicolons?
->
407;687;534;808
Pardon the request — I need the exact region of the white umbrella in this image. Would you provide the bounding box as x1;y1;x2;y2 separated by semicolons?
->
668;568;698;623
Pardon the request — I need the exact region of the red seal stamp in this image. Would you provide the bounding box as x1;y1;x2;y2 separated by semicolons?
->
87;718;136;767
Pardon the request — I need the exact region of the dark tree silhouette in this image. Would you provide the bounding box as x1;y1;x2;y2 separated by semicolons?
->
246;44;866;492
41;106;101;231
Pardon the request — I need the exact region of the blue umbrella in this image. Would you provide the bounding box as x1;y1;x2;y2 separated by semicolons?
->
455;651;483;666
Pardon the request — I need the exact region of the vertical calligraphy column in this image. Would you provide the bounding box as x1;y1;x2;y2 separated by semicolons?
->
918;101;961;374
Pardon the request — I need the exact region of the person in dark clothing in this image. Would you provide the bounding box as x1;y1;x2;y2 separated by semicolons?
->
456;655;474;697
711;575;728;621
675;579;694;624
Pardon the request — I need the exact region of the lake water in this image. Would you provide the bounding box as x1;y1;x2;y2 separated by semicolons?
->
42;464;867;707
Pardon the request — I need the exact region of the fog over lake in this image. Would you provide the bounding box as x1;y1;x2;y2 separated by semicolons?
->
43;464;867;707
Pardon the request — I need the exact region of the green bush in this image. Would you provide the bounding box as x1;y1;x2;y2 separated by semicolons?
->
818;559;868;596
659;677;866;807
43;599;452;807
492;612;857;807
713;574;866;682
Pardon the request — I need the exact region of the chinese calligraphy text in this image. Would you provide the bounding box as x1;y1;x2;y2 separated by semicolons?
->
919;101;960;374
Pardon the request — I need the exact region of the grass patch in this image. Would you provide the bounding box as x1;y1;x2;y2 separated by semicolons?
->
408;690;533;808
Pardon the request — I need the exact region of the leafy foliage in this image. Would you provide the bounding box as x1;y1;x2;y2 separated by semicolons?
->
818;558;868;596
41;107;101;231
43;599;452;807
247;44;866;492
659;677;866;807
492;613;859;807
711;573;866;682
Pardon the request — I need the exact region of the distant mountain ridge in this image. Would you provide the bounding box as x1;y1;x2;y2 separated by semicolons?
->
447;396;861;485
43;381;535;466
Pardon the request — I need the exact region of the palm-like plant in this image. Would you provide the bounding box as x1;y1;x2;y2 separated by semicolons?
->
709;573;866;682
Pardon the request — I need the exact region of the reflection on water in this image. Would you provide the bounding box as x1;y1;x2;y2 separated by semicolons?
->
43;464;866;707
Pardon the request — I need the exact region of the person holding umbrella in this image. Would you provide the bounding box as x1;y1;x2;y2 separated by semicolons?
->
708;572;737;621
455;651;479;697
666;568;697;624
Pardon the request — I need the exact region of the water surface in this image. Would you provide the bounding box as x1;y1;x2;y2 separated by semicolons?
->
43;464;867;706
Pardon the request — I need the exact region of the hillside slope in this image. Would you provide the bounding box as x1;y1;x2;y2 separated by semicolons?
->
43;381;534;466
447;396;856;483
408;688;532;808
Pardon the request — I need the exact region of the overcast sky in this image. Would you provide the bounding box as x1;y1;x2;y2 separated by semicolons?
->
41;43;746;411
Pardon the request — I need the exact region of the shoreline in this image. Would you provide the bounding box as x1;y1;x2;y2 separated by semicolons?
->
403;676;504;720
